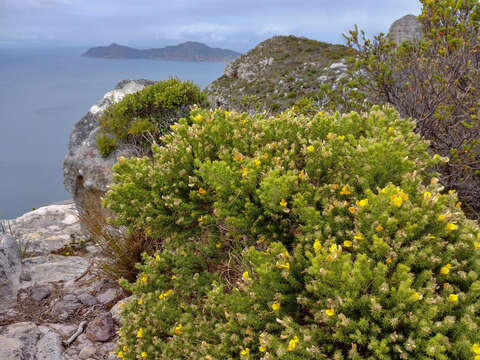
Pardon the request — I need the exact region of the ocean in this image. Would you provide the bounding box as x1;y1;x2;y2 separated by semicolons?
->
0;47;225;219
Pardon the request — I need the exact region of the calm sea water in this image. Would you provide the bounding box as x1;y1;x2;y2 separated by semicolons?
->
0;47;225;219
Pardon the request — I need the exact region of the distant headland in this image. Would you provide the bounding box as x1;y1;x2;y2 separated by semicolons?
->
82;41;241;63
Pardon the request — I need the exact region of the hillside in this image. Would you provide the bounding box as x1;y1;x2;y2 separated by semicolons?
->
205;35;355;112
83;42;240;63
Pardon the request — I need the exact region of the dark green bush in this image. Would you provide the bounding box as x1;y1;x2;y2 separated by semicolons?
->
97;77;207;156
105;106;480;359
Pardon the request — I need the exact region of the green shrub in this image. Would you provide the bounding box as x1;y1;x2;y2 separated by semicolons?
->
105;106;480;359
97;77;207;156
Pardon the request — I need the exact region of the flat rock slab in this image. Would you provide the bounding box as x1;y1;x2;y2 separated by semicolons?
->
21;255;88;287
9;202;83;255
0;322;63;360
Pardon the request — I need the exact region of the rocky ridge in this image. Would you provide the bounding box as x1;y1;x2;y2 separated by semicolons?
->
205;35;354;113
0;202;131;359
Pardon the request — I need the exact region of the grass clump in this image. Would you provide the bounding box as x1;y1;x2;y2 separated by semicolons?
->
97;77;207;156
104;106;480;359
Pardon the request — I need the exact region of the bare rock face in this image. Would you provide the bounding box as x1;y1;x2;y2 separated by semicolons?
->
63;79;155;213
0;234;21;311
389;14;423;45
85;312;115;342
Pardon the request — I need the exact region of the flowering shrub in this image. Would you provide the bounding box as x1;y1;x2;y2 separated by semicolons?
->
97;77;207;156
105;106;480;359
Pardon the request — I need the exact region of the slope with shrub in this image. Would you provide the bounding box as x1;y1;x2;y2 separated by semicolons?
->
104;106;480;359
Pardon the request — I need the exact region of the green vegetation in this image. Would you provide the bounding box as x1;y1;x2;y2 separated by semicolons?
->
104;106;480;359
97;78;207;156
345;0;480;220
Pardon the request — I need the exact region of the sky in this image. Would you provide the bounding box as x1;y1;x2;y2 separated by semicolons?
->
0;0;422;52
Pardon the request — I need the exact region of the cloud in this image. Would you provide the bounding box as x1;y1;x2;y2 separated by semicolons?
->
0;0;422;50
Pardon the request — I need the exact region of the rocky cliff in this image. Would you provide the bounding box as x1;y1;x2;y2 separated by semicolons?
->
389;14;422;45
63;79;155;214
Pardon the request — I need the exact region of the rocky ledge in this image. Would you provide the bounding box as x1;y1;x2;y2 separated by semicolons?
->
0;202;132;360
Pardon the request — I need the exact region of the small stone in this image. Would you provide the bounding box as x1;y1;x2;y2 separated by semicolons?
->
31;286;51;301
96;288;119;304
79;344;97;359
78;293;97;306
63;294;78;301
85;312;115;342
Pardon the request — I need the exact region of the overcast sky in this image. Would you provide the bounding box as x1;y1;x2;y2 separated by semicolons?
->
0;0;421;51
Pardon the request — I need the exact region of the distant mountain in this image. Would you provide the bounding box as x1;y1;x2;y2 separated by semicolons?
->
83;42;241;63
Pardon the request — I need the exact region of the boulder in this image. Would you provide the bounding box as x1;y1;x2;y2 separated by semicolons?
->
63;79;155;213
389;14;423;45
0;322;63;360
85;312;115;342
0;234;21;310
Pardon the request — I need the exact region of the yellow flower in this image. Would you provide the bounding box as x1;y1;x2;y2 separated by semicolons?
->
448;293;458;302
376;225;383;231
433;154;441;160
181;250;186;256
354;233;364;241
386;257;392;264
123;345;128;351
120;303;125;309
242;167;248;177
276;262;290;270
325;308;335;317
254;159;261;166
198;187;206;194
338;135;345;141
357;198;368;207
65;252;70;256
240;348;250;356
263;153;269;159
259;345;266;352
340;185;351;195
175;324;182;335
234;154;243;162
171;275;176;280
141;275;148;283
137;298;143;305
193;114;203;123
216;242;221;248
288;336;299;351
440;264;451;275
279;199;287;207
242;271;249;279
117;351;124;358
137;328;143;338
423;191;432;200
141;352;147;358
449;189;456;195
472;343;480;355
456;201;462;208
329;244;338;253
391;195;403;207
313;239;322;251
411;292;420;301
446;223;457;231
263;248;270;255
475;242;480;249
272;302;281;311
257;235;265;244
298;170;305;180
170;124;177;130
343;240;353;248
438;214;446;221
198;216;204;223
348;206;356;214
155;254;160;261
307;145;315;153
